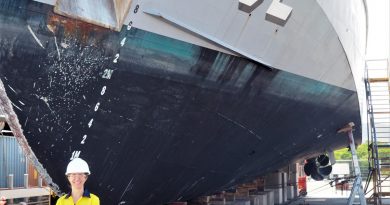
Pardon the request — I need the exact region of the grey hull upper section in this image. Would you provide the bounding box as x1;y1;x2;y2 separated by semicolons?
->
126;0;356;91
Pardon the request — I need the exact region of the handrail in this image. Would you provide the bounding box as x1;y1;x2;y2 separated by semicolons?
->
364;58;389;205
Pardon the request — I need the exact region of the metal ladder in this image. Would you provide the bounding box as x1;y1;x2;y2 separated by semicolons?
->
364;59;390;205
338;122;367;205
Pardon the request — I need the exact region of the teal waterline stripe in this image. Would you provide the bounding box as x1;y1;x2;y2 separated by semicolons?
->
123;28;356;103
127;29;200;62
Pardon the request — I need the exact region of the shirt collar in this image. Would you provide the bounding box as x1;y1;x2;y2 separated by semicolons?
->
65;189;91;198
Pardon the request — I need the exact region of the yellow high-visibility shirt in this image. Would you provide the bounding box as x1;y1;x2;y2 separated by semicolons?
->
56;190;99;205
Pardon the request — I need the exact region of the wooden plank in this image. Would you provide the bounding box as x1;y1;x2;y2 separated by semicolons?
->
379;192;390;196
113;0;132;27
369;77;389;83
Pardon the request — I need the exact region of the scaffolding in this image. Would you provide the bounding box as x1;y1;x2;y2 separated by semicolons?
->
364;59;390;205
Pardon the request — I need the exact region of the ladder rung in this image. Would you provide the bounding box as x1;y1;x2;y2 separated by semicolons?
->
370;86;389;88
378;192;390;196
370;93;389;95
370;88;390;90
371;99;390;102
370;87;389;90
370;93;389;96
366;66;388;69
370;89;389;91
370;90;389;92
371;98;390;100
368;79;389;82
367;67;388;69
367;65;388;69
371;96;390;98
371;90;390;92
370;94;389;96
369;84;388;86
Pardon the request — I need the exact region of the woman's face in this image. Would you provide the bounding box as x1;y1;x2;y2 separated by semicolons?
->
67;173;87;189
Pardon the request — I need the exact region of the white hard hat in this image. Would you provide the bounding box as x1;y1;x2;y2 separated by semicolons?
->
65;158;91;175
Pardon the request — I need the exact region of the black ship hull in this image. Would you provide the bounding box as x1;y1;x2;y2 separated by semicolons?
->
0;1;361;204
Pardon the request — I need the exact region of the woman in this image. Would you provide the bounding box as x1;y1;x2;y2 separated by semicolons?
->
56;158;99;205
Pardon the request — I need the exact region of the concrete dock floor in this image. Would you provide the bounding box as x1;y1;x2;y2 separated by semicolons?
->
288;197;390;205
289;198;349;205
